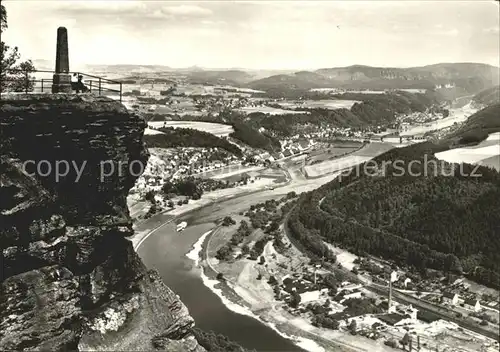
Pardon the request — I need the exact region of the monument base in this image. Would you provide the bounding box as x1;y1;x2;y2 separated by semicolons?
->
52;73;72;93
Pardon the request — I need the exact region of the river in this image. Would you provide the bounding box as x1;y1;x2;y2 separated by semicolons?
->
137;214;305;351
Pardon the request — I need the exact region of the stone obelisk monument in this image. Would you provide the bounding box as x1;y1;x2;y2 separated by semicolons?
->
51;27;72;93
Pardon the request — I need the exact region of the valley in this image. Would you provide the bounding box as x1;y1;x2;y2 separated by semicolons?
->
2;2;499;352
127;86;499;352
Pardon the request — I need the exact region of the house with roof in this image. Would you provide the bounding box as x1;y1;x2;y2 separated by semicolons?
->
464;298;481;312
378;313;407;326
283;149;293;158
442;291;459;306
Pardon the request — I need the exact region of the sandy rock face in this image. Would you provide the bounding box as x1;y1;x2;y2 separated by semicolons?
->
0;94;204;351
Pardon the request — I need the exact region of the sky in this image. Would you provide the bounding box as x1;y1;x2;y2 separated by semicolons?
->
2;0;499;70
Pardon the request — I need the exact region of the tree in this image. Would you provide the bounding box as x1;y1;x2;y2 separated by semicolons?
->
400;332;411;350
240;220;250;233
167;200;175;208
384;339;397;348
215;245;232;261
323;274;338;290
216;273;224;280
1;5;7;32
0;5;36;93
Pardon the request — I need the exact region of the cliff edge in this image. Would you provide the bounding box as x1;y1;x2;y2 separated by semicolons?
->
0;94;204;351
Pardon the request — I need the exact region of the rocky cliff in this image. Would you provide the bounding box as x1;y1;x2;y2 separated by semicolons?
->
0;94;204;351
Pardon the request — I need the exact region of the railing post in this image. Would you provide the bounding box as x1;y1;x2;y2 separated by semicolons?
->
89;80;92;93
25;71;29;93
41;79;44;92
120;83;122;102
98;78;102;95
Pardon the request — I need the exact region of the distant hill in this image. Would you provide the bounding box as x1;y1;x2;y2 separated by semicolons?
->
247;63;500;95
288;104;500;289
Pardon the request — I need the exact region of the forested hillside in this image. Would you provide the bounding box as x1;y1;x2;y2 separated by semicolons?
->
288;105;500;288
143;127;242;156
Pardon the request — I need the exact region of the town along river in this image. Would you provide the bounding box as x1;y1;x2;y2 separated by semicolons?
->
138;220;304;352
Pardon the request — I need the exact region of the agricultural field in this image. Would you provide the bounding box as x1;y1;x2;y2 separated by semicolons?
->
148;121;234;137
398;88;427;93
435;132;500;171
303;142;394;178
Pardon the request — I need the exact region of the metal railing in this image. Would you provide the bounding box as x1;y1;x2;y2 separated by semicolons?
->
1;69;123;102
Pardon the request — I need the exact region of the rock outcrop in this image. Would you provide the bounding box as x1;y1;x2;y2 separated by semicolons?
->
0;94;204;351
